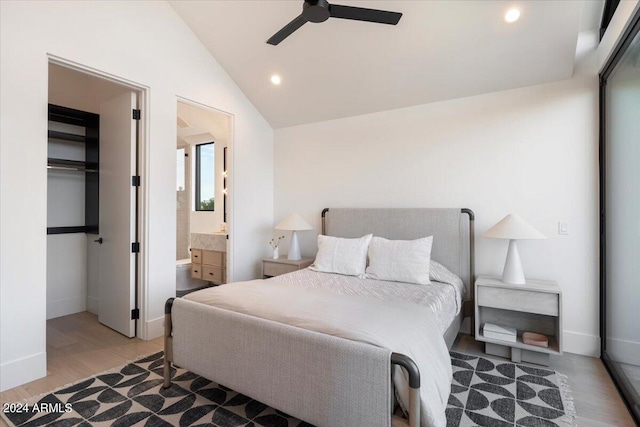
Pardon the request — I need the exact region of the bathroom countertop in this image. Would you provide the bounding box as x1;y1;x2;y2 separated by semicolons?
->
191;232;227;252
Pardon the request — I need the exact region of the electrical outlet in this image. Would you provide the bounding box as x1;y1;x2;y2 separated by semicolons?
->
558;221;569;235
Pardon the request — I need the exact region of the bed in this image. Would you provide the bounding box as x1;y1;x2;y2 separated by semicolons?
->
163;208;475;427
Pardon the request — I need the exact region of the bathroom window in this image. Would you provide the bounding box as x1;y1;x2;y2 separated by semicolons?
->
195;142;214;211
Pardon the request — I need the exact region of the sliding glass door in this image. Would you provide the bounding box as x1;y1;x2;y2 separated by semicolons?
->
600;8;640;423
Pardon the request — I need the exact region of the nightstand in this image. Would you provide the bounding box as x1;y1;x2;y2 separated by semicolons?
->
262;257;314;278
475;275;562;366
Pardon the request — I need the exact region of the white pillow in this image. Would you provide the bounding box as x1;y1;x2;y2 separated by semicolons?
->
366;236;433;285
310;234;372;277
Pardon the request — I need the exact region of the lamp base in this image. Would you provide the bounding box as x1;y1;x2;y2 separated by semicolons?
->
287;230;302;261
502;239;526;285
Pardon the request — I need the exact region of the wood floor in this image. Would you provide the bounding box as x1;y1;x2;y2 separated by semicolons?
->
0;312;163;427
0;313;636;427
455;334;637;427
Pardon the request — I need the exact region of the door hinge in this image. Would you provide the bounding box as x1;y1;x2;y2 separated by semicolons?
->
131;308;140;320
132;175;141;187
132;109;141;120
132;242;140;253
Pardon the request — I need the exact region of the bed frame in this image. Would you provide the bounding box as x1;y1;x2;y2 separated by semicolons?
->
163;208;474;427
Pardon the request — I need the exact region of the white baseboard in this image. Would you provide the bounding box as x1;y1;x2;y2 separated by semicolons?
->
141;316;164;341
563;330;600;357
47;296;86;320
0;352;47;392
87;296;98;315
606;337;640;365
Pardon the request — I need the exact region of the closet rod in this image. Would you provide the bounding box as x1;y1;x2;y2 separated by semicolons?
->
47;165;98;173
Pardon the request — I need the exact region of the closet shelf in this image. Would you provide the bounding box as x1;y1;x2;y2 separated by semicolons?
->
48;130;94;143
49;104;97;127
47;158;98;173
47;226;99;235
47;104;100;235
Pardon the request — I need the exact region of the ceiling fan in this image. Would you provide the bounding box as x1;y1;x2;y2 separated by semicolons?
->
266;0;402;46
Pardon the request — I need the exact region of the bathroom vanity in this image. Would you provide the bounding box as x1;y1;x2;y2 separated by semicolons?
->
190;232;227;285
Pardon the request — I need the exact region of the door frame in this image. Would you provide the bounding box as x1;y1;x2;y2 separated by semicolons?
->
175;96;235;284
598;5;640;423
47;54;151;339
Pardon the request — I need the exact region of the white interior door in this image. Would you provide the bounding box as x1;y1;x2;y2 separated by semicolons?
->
98;92;137;337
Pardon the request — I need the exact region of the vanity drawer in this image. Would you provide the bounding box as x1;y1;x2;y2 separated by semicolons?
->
203;265;224;283
191;249;202;264
477;286;559;316
203;250;224;267
191;263;202;279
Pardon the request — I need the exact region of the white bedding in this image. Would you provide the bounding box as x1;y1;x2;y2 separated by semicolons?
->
270;267;463;334
185;280;451;427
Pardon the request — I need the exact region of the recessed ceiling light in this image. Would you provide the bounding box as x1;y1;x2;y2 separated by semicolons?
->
504;8;520;23
270;75;281;85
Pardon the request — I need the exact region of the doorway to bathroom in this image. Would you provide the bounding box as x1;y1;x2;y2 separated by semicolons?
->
176;99;232;296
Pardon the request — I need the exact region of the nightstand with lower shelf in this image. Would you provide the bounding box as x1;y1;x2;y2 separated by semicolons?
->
475;275;562;366
262;257;314;278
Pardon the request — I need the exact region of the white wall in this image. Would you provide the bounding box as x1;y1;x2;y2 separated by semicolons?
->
274;33;602;356
0;1;273;391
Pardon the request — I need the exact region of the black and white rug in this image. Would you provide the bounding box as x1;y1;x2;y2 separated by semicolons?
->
447;351;575;426
2;351;575;427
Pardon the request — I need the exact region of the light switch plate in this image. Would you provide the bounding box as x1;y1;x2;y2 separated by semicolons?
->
558;221;569;235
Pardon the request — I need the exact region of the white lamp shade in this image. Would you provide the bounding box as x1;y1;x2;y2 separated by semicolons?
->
275;213;312;231
482;214;546;240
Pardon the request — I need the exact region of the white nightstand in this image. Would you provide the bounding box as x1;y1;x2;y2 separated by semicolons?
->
475;275;562;366
262;257;314;278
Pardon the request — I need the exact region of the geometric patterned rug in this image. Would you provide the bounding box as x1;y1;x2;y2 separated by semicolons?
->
2;351;575;427
448;352;576;426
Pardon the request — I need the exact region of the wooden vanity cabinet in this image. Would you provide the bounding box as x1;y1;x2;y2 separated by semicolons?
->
191;249;226;284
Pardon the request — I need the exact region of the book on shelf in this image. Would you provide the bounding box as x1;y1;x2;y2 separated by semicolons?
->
483;322;517;343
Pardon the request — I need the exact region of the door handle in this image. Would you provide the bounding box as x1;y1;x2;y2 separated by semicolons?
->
94;237;103;244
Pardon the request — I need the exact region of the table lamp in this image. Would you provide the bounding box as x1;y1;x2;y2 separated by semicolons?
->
482;214;546;284
275;213;313;261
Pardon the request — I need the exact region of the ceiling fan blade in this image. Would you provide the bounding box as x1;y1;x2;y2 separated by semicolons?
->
329;4;402;25
267;14;307;45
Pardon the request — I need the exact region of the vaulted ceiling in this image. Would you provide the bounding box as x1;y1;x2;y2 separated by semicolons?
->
170;1;601;129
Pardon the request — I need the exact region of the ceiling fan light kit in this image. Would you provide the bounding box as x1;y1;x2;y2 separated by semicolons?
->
267;0;402;46
303;0;331;23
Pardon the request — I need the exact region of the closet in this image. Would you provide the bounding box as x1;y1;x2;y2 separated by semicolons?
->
46;100;100;321
47;104;99;235
47;63;139;338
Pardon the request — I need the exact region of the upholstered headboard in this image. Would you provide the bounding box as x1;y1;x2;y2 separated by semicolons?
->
321;208;475;313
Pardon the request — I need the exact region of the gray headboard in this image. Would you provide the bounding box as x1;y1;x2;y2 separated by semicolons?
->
321;208;475;309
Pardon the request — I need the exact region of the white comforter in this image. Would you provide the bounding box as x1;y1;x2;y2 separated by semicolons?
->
185;280;452;427
270;266;463;334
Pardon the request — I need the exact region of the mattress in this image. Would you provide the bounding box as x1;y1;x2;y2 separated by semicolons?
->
267;268;463;334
